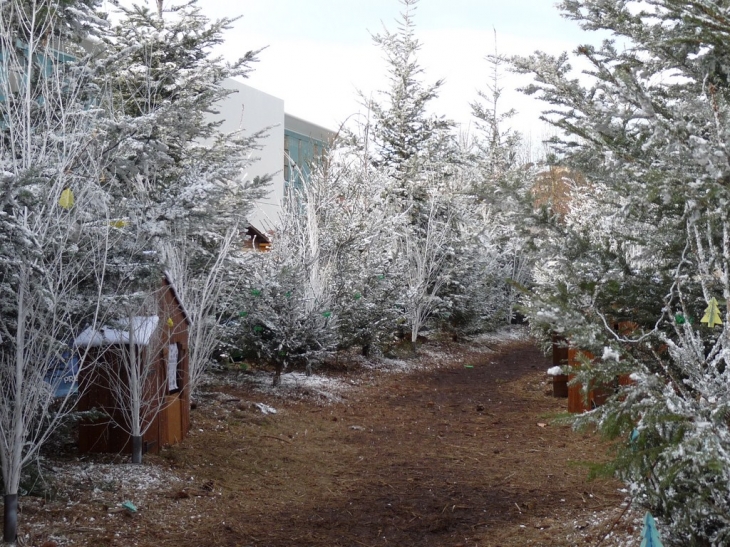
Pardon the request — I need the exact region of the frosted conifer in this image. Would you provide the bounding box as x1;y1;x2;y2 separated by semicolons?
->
514;2;730;543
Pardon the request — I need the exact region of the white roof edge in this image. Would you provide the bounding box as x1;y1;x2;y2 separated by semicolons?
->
284;113;337;141
224;77;285;105
73;316;160;348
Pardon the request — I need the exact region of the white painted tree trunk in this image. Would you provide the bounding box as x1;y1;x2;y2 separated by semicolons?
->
402;198;453;349
103;300;172;465
0;1;111;540
164;228;240;400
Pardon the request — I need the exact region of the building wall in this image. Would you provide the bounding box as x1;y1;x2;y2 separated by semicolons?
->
212;80;337;233
213;79;285;232
284;113;336;193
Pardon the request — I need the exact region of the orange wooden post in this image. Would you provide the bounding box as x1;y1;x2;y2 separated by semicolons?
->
551;335;570;397
567;349;596;413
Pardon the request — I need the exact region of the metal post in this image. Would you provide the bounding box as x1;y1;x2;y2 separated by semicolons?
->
3;493;18;543
131;435;143;464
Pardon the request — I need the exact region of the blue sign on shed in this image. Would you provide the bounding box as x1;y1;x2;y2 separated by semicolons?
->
44;351;79;398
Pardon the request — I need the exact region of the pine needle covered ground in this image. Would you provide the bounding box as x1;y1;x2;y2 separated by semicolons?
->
20;329;644;546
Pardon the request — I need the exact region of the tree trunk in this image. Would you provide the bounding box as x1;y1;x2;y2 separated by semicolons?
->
131;435;143;464
272;363;282;387
410;339;418;354
411;326;419;354
3;494;17;543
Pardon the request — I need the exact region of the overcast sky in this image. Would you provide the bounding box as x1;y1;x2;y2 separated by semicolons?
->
172;1;608;139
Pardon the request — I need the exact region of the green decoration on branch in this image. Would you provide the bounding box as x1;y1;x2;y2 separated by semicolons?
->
239;311;248;317
285;291;292;298
354;292;362;300
675;313;685;325
253;326;263;333
251;289;262;297
630;428;640;451
322;311;332;318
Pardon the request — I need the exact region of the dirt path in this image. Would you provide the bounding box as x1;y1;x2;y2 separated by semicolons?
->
21;336;640;547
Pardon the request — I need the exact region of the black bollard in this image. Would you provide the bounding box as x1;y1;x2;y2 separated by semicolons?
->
3;493;17;543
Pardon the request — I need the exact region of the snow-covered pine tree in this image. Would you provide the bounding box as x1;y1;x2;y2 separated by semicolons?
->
101;0;268;240
357;0;468;346
98;0;270;400
233;166;339;386
0;0;113;540
469;42;527;210
365;0;454;203
514;1;730;543
316;144;404;357
437;196;511;337
446;44;536;330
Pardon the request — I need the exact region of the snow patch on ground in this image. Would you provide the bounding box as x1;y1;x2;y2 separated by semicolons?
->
244;370;353;403
565;499;643;546
52;462;182;498
361;356;424;374
471;325;532;345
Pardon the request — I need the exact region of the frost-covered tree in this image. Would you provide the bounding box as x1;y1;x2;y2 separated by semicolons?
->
363;0;455;215
354;0;475;343
514;1;730;543
87;293;175;465
0;0;113;541
438;199;512;337
467;45;536;324
101;0;268;240
399;191;457;347
98;0;269;395
164;227;239;399
315;146;404;357
233;170;339;386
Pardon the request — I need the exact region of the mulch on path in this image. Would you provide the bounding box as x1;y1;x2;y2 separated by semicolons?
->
20;334;640;547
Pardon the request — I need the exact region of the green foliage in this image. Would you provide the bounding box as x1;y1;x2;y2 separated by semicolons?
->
515;1;730;543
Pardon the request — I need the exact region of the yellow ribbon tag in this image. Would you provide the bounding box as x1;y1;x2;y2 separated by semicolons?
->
59;188;74;210
166;317;174;328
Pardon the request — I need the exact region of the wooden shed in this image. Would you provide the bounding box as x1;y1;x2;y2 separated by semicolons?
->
76;273;191;456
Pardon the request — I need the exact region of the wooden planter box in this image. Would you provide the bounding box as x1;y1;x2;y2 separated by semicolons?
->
552;334;570;366
552;374;569;398
566;349;611;413
559;329;640;413
567;375;613;413
551;335;570;398
618;374;636;386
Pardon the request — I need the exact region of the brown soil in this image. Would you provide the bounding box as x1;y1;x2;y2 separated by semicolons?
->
18;335;641;547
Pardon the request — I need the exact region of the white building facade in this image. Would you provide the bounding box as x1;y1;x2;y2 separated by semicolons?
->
213;79;336;234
